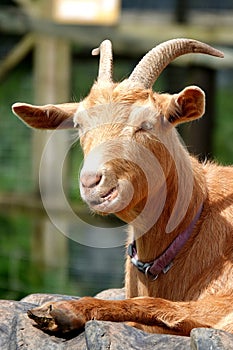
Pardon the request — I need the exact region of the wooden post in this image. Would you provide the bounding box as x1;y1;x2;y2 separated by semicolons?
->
31;1;71;291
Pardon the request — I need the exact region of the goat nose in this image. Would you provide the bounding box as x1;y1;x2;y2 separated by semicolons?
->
80;172;102;188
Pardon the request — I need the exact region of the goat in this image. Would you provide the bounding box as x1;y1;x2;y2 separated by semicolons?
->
12;38;233;336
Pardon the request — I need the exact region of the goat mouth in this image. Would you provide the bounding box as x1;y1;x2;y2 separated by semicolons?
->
83;179;134;213
88;186;119;210
101;187;118;201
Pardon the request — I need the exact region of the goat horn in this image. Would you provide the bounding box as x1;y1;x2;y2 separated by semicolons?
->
128;38;224;89
92;39;113;84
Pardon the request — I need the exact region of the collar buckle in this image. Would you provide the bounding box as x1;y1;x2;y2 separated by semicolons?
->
128;204;203;281
131;257;152;274
131;257;158;281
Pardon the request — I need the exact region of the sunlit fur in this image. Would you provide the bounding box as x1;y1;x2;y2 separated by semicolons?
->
13;78;233;336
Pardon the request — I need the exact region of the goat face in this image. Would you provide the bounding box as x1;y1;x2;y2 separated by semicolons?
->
76;87;164;217
75;83;205;219
12;39;223;221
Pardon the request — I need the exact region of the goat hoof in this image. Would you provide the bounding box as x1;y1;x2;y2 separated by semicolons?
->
28;301;86;333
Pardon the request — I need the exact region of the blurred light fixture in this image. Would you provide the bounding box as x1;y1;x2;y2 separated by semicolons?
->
53;0;121;25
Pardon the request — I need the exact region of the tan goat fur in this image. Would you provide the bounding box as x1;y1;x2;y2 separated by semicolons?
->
12;39;233;336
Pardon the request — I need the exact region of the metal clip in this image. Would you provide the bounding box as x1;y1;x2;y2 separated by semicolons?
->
130;257;153;275
127;243;134;258
145;266;159;281
162;262;173;274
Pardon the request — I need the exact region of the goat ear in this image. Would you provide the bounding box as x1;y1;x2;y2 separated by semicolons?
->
166;86;205;126
12;102;78;129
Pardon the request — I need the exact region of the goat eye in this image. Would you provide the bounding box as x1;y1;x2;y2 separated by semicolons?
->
139;121;153;131
74;121;83;131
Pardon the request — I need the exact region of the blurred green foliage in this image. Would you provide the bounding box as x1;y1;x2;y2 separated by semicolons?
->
0;62;33;192
214;88;233;164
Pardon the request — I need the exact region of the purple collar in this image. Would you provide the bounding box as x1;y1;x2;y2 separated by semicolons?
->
128;205;203;280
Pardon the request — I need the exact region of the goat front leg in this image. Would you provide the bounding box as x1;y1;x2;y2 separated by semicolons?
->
28;294;233;335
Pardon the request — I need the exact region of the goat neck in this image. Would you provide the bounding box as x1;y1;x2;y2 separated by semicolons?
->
131;156;207;263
